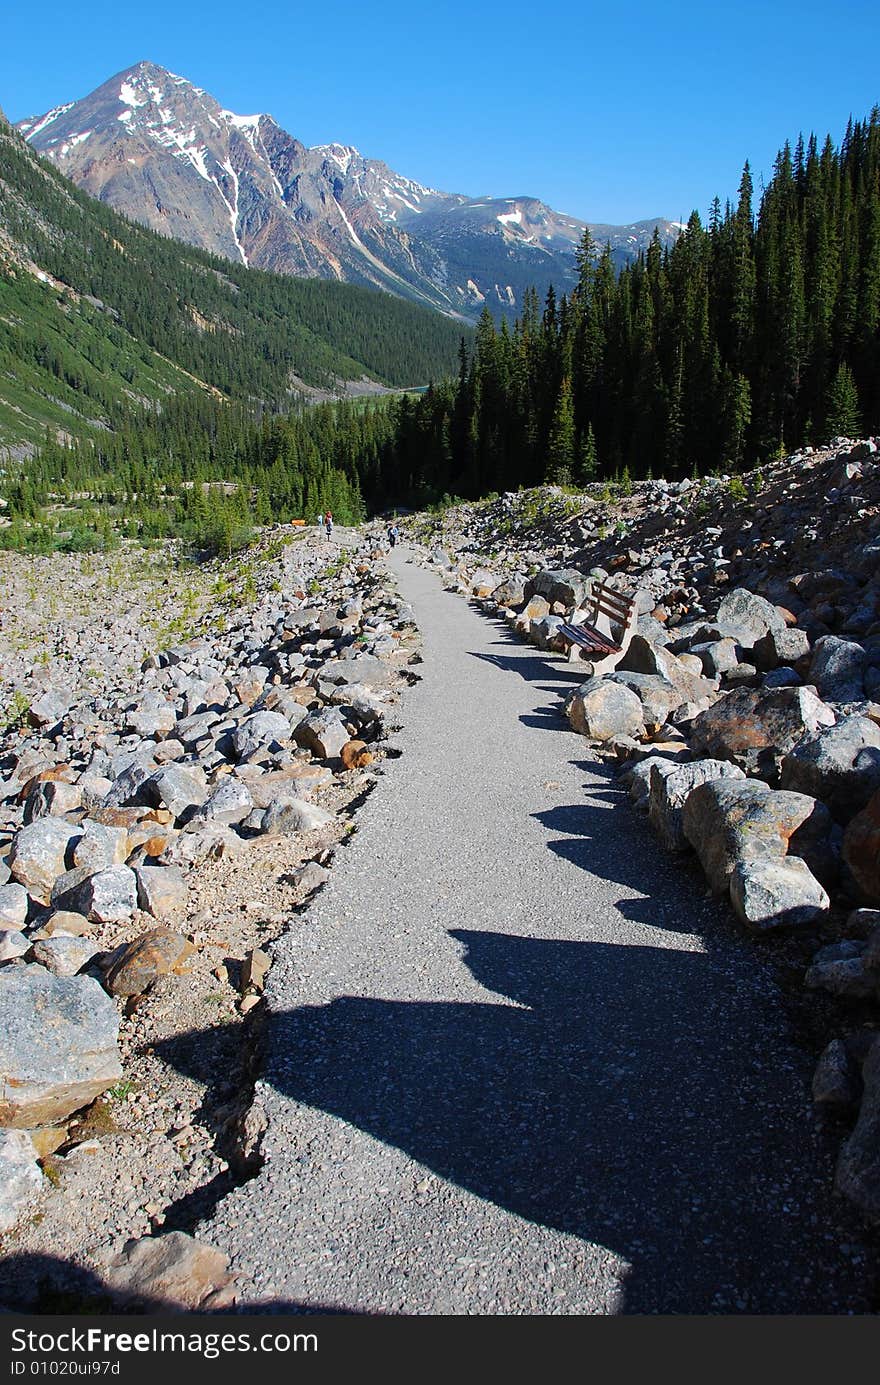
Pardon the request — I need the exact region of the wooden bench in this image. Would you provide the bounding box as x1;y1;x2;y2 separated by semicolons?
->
556;581;638;672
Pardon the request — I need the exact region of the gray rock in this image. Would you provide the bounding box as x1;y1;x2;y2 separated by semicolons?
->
22;779;83;824
9;819;81;905
134;865;187;919
319;655;397;691
0;930;30;962
523;569;591;610
28;689;72;729
753;626;811;671
125;704;176;739
809;635;867;702
564;679;645;743
291;860;331;893
232;711;292;761
294;710;350;760
681;779;825;893
260;799;335;834
529;614;565;650
607;672;681;727
0;883;28;928
730;857;830;932
804;940;873;998
648;759;746;852
780;716;880;818
189;778;254;827
29;936;100;977
72;821;129;873
68;866;138;923
836;1040;880;1221
715;588;787;646
102;759;156;809
689;684;835;778
0;1130;44;1231
0;968;122;1126
144;764;207;821
104;1230;235;1310
812;1039;861;1113
690;638;740;678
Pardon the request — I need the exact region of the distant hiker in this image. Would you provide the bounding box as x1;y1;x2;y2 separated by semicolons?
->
387;523;399;548
325;511;334;539
316;512;324;528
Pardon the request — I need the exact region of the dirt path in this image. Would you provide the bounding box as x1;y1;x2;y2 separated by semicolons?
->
198;549;876;1313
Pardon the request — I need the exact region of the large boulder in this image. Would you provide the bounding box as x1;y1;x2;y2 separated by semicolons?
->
836;1039;880;1221
470;568;500;598
689;684;835;778
564;679;645;743
0;883;28;928
0;969;122;1127
607;672;682;728
809;635;866;702
104;1231;235;1310
681;779;827;893
143;765;207;821
259;798;335;834
842;789;880;903
232;711;292;761
648;759;746;852
523;569;591;610
319;654;397;691
294;710;350;760
9;819;81;905
188;778;254;827
780;717;880;819
72;821;129;873
714;588;787;647
753;626;811;672
617;635;710;699
104;928;195;998
135;865;187;919
729;857;830;933
63;866;138;923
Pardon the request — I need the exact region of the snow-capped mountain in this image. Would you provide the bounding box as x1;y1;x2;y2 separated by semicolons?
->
17;62;681;320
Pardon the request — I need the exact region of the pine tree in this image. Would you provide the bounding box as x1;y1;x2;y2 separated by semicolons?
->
824;362;862;437
545;377;576;484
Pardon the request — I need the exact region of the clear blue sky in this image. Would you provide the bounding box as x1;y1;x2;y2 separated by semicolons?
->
3;0;879;224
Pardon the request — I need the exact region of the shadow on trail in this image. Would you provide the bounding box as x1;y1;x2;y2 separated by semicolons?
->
153;929;869;1315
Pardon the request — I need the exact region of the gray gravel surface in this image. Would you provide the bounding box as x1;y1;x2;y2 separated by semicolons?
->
200;550;877;1314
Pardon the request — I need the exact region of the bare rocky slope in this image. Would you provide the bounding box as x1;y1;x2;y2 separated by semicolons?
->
0;524;421;1309
3;438;880;1309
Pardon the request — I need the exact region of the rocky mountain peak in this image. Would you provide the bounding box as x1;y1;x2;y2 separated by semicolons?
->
18;62;681;318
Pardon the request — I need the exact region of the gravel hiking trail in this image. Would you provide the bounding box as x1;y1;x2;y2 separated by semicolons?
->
197;549;875;1314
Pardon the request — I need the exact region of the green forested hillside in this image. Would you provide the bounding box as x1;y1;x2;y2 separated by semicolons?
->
0;115;467;451
275;107;880;503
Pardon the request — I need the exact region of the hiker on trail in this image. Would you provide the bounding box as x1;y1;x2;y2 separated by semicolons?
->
387;523;399;548
316;512;324;528
325;511;334;539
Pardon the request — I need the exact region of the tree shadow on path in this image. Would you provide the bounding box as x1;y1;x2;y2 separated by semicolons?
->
155;929;872;1315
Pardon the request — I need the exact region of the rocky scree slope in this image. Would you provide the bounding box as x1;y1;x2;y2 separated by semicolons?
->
17;61;681;320
406;437;880;1231
0;525;420;1310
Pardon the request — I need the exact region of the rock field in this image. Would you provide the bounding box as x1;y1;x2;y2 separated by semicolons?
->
5;434;880;1309
0;524;419;1308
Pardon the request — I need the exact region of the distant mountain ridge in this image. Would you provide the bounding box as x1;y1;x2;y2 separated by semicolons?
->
18;62;682;319
0;110;466;453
